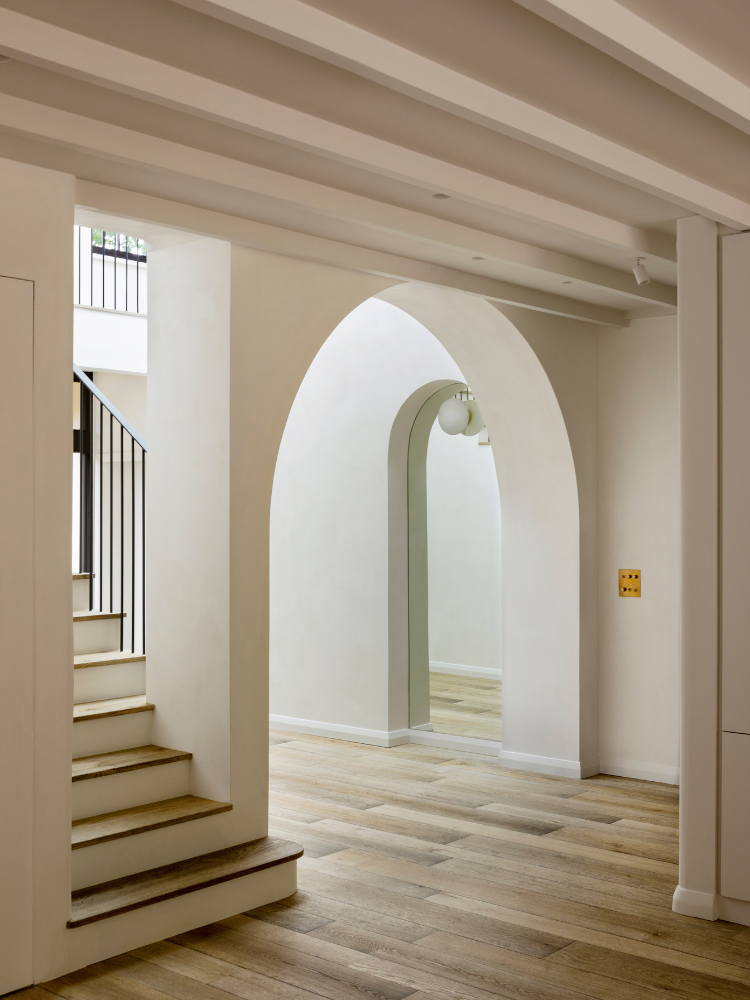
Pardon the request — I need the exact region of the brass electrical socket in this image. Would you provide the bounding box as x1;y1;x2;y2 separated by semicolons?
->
619;569;641;597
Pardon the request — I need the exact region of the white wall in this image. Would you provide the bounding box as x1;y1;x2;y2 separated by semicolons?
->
0;157;74;988
270;298;465;738
148;238;231;804
598;315;680;784
427;423;501;676
74;306;147;375
93;372;147;439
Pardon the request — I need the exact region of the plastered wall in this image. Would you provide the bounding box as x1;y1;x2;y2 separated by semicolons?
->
598;315;680;784
270;298;467;738
0;157;75;988
427;422;502;676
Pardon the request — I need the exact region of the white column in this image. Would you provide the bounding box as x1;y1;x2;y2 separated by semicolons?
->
147;238;232;803
673;215;720;920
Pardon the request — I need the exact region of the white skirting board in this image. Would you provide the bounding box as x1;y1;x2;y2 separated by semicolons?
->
269;716;678;782
429;661;501;680
672;886;750;927
408;728;500;754
497;748;599;779
599;756;679;785
269;715;410;747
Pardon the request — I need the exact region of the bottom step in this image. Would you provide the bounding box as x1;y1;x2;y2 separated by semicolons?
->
68;836;303;928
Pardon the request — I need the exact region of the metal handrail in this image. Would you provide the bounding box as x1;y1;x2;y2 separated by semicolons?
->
74;365;147;450
74;367;147;654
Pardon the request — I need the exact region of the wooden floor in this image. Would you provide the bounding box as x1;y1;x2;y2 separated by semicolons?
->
429;672;502;741
25;731;750;1000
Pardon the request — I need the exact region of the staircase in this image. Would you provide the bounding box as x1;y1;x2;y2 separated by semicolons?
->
70;370;301;947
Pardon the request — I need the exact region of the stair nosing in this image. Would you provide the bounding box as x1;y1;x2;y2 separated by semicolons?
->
72;795;233;849
72;745;192;781
74;652;146;669
68;836;303;927
73;697;155;722
74;610;126;622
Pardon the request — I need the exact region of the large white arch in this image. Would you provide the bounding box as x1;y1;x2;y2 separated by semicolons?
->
270;279;587;775
379;284;586;775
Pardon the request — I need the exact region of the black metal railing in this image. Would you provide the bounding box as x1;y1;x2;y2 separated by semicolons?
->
74;365;146;654
74;226;147;313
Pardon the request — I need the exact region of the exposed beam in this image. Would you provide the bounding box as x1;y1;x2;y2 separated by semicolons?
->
166;0;750;229
0;92;674;307
0;6;677;261
512;0;750;138
75;180;627;326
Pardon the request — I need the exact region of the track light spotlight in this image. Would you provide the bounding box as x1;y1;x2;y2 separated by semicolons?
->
632;258;651;286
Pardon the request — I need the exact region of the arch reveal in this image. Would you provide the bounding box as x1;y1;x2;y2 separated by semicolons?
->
380;284;587;777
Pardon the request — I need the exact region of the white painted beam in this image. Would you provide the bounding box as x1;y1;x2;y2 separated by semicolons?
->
0;6;677;259
512;0;750;138
75;180;627;326
0;92;673;307
165;0;750;229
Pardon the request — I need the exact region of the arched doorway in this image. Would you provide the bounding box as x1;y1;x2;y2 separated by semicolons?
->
268;279;587;777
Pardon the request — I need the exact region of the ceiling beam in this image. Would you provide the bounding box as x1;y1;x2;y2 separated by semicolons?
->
166;0;750;229
0;6;677;261
75;179;628;326
0;92;674;307
511;0;750;138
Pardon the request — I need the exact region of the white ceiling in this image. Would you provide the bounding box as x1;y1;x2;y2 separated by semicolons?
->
1;0;747;324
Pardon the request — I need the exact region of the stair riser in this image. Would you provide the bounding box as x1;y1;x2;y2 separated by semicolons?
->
72;761;190;821
74;662;146;704
74;617;123;656
72;577;93;612
71;811;234;890
72;712;153;758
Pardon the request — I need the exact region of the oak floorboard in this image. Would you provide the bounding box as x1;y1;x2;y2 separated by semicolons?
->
28;730;750;1000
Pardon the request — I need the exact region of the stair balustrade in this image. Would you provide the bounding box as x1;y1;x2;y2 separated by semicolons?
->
73;365;146;654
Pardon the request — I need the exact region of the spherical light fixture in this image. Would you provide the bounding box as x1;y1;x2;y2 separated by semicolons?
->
438;397;470;435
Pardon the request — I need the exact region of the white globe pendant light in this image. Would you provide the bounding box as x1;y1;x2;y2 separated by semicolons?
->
438;397;470;435
462;399;484;436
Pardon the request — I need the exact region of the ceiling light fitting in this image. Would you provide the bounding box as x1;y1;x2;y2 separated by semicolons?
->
632;258;651;286
432;193;450;199
437;392;484;437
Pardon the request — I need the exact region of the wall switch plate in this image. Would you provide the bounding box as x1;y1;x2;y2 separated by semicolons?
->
619;569;641;597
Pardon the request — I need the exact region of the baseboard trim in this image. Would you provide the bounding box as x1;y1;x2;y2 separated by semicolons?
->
599;756;679;785
269;715;410;748
429;661;502;680
407;729;500;754
672;885;718;920
497;748;598;779
718;894;750;927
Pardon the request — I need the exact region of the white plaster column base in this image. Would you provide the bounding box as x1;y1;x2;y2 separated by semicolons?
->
672;886;718;920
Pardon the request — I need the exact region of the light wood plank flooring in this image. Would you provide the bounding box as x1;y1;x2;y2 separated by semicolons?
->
26;731;750;1000
429;672;502;741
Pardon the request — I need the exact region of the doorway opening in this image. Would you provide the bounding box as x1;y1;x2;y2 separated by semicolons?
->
425;389;502;741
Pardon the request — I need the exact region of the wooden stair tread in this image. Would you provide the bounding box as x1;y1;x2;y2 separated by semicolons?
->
71;795;232;849
68;836;302;927
73;573;95;581
74;609;126;622
74;651;145;669
73;695;154;722
72;744;191;781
